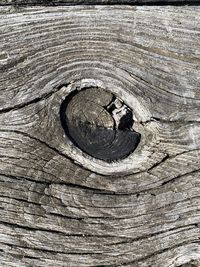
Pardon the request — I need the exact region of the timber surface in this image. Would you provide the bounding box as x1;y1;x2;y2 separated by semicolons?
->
1;0;199;5
0;5;200;267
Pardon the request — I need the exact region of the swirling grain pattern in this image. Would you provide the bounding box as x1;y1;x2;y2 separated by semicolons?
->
0;5;199;267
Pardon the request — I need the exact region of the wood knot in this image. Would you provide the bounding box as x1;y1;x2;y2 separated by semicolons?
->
61;87;141;162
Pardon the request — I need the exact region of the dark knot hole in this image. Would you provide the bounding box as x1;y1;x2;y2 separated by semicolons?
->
60;86;141;162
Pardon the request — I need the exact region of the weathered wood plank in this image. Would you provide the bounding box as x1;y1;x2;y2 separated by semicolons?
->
0;0;199;5
0;6;199;114
0;5;199;267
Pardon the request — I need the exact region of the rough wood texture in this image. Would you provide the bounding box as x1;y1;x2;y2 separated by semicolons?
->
0;5;200;267
0;0;199;5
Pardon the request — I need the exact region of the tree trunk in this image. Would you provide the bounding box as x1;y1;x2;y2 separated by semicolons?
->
0;3;199;267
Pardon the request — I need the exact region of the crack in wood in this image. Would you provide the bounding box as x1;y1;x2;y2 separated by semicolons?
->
0;6;199;267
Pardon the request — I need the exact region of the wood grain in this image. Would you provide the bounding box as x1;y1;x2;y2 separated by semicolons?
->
0;0;199;5
0;5;199;267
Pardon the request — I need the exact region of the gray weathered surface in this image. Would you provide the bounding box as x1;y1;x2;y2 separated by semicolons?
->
0;5;200;267
0;0;199;5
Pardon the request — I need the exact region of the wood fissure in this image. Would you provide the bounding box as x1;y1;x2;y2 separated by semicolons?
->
0;5;199;267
